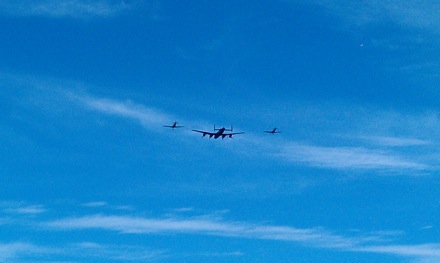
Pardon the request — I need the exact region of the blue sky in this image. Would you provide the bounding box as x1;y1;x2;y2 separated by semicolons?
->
1;0;440;262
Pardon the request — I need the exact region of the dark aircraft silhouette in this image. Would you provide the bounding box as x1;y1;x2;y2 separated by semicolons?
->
264;128;281;134
192;125;244;139
163;121;184;129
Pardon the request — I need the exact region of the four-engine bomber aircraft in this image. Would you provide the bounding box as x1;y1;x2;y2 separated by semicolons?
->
264;127;281;134
192;125;244;139
163;121;184;129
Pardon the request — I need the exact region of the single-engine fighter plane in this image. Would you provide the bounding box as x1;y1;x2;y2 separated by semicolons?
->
192;125;244;139
163;121;184;129
264;127;281;134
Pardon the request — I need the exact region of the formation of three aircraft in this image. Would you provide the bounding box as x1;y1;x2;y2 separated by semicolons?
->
163;122;281;139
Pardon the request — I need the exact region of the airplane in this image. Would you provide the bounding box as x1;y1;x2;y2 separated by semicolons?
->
192;125;244;139
163;121;184;129
264;127;281;134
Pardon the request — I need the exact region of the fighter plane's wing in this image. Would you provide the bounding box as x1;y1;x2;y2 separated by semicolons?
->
163;125;184;128
264;130;281;133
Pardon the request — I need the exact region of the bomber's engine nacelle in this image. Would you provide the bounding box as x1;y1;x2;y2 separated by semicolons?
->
222;135;226;139
202;133;206;137
209;134;214;138
229;134;232;138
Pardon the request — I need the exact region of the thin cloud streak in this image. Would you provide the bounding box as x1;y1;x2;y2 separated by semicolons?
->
0;242;50;261
44;214;440;262
68;242;165;261
357;244;440;261
195;251;244;257
45;214;365;249
279;143;428;171
0;0;129;18
294;0;440;33
81;201;107;208
5;205;46;215
358;136;430;147
81;97;173;130
1;202;46;215
0;241;164;262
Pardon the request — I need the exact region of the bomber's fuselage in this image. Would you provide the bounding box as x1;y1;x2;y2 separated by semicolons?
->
214;128;226;139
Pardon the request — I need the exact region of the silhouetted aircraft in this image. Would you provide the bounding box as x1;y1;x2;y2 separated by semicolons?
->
264;128;281;134
163;121;184;129
192;125;244;139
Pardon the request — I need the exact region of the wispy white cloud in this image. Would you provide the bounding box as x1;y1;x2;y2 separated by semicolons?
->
357;244;440;262
0;241;164;262
79;96;175;130
68;242;165;261
171;207;195;213
192;251;244;257
43;213;440;262
44;214;367;249
358;136;430;147
293;0;440;33
80;201;107;208
0;0;129;18
371;1;440;33
7;205;46;215
0;242;50;261
0;198;438;262
80;201;133;211
278;143;428;171
1;202;46;215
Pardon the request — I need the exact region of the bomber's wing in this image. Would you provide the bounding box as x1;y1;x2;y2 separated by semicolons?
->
220;132;245;138
192;129;216;137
